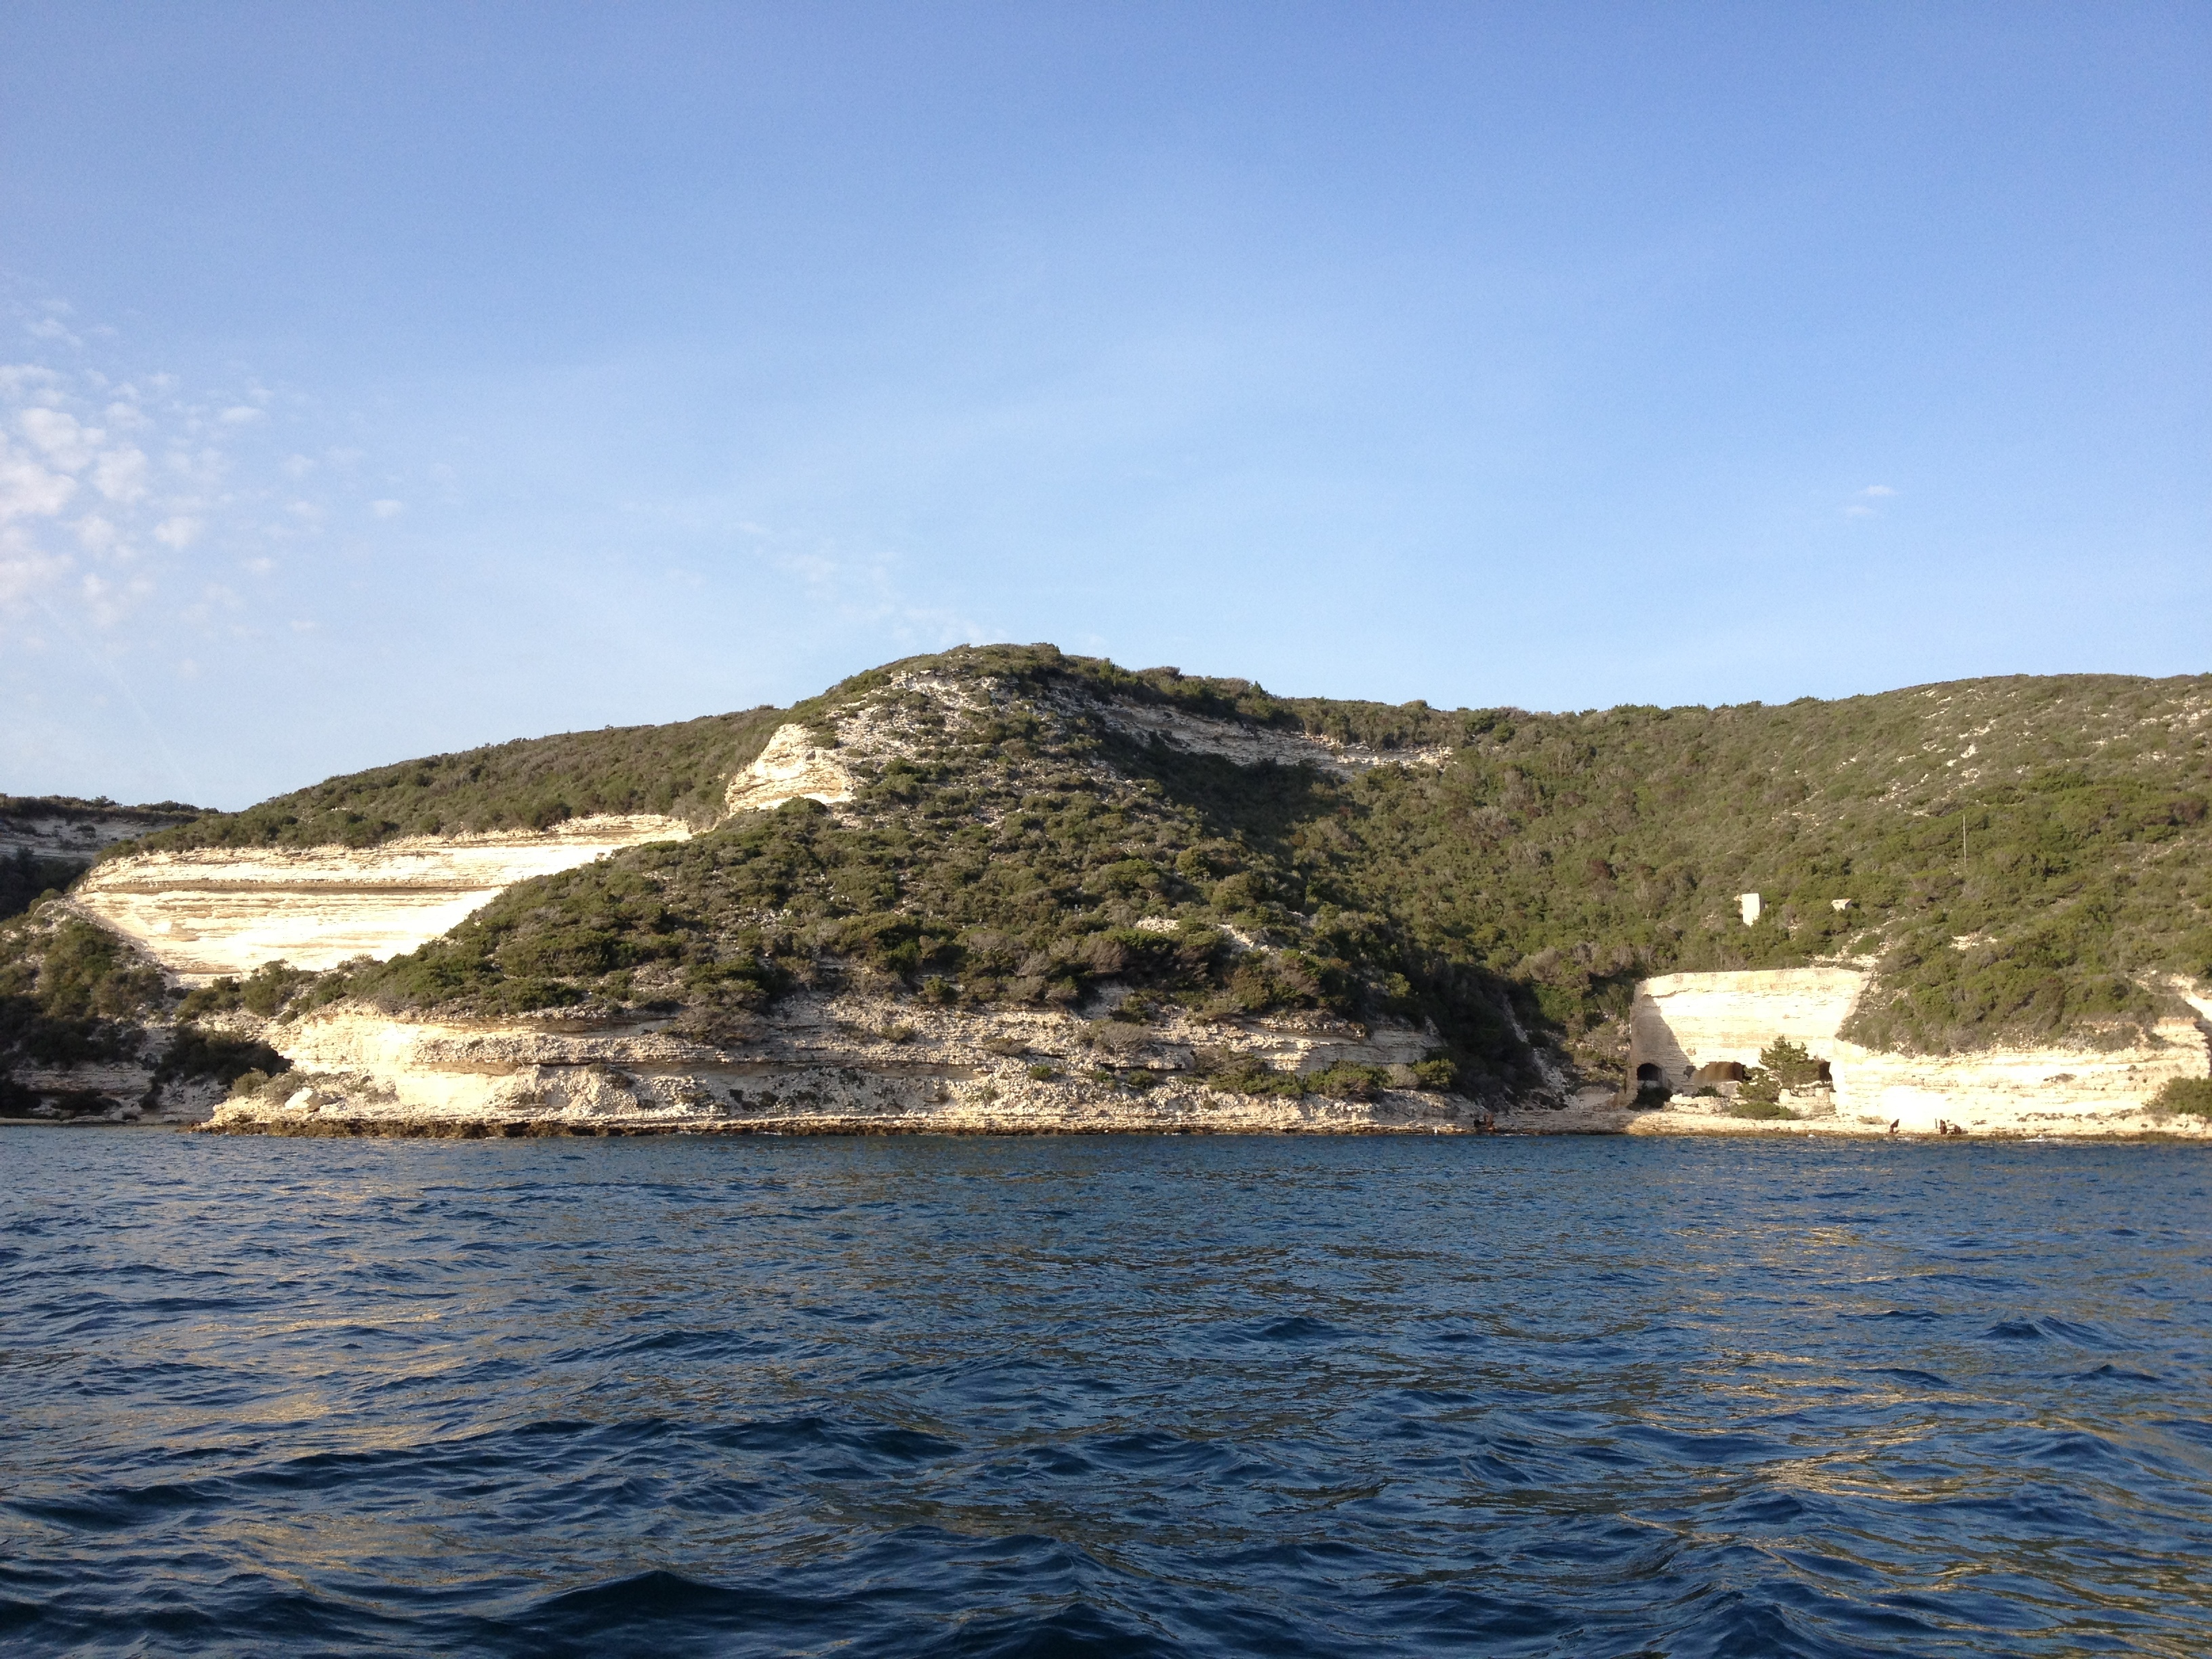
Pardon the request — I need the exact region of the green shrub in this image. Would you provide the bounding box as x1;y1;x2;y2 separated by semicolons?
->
158;1025;287;1089
0;909;173;1073
1759;1038;1826;1090
2151;1076;2212;1117
1725;1099;1799;1121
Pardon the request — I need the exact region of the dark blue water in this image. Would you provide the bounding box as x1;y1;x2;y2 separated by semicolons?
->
3;1134;2209;1657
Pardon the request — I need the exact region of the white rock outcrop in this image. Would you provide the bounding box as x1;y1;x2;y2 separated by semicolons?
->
1826;1023;2210;1133
1084;696;1452;775
1631;968;1867;1080
203;995;1478;1136
722;724;858;815
0;808;187;860
73;815;691;981
1626;964;2212;1136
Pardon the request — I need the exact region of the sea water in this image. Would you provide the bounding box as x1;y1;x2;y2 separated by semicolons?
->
2;1132;2207;1657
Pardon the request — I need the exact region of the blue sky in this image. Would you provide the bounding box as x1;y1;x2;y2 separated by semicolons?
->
2;2;2205;808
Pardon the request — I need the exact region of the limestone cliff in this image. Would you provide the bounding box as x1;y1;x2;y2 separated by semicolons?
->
204;992;1480;1136
1;796;205;922
73;815;695;981
12;648;2212;1139
0;800;200;862
1624;965;2211;1137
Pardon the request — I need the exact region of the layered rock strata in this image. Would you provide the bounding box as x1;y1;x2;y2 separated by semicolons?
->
72;815;693;981
1629;968;1867;1080
203;995;1486;1136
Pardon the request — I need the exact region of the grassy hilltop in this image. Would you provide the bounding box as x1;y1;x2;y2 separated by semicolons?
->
8;646;2211;1105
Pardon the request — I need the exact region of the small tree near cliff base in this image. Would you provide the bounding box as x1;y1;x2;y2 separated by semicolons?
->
1737;1038;1826;1109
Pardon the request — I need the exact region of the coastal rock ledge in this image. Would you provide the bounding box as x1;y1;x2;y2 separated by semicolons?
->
198;994;1496;1138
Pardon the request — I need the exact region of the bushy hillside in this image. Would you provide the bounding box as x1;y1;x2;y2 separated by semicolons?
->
314;647;2210;1081
127;709;788;851
0;907;279;1118
18;646;2208;1106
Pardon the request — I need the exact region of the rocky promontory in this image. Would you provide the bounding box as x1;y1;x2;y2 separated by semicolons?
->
7;646;2210;1139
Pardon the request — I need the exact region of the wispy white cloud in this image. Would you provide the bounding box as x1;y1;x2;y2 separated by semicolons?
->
0;533;70;602
0;438;78;520
21;407;104;470
764;533;987;649
91;445;149;503
1842;483;1899;520
1;290;430;664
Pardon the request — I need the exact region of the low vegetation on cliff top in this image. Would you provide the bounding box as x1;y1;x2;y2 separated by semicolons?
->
125;711;789;851
36;644;2212;1078
1;795;206;923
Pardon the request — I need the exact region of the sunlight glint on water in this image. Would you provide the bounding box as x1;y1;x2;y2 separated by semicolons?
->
2;1133;2208;1657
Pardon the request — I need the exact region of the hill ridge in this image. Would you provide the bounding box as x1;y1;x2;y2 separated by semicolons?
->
4;645;2209;1130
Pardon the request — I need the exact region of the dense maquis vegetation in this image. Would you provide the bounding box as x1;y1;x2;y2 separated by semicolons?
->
316;646;2211;1084
13;646;2208;1105
127;709;789;851
0;907;279;1115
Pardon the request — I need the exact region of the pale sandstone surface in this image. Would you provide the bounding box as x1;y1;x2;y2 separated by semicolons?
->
723;670;991;817
71;815;691;981
722;724;859;815
1629;968;1868;1079
203;994;1474;1135
1626;964;2212;1135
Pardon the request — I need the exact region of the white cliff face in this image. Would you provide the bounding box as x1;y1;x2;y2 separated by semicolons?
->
1625;965;2212;1136
722;724;859;815
72;815;691;981
723;672;995;815
1824;1021;2210;1132
1630;968;1868;1080
205;996;1473;1136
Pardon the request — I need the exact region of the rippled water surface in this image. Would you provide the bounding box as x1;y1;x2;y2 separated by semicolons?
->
3;1132;2209;1657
